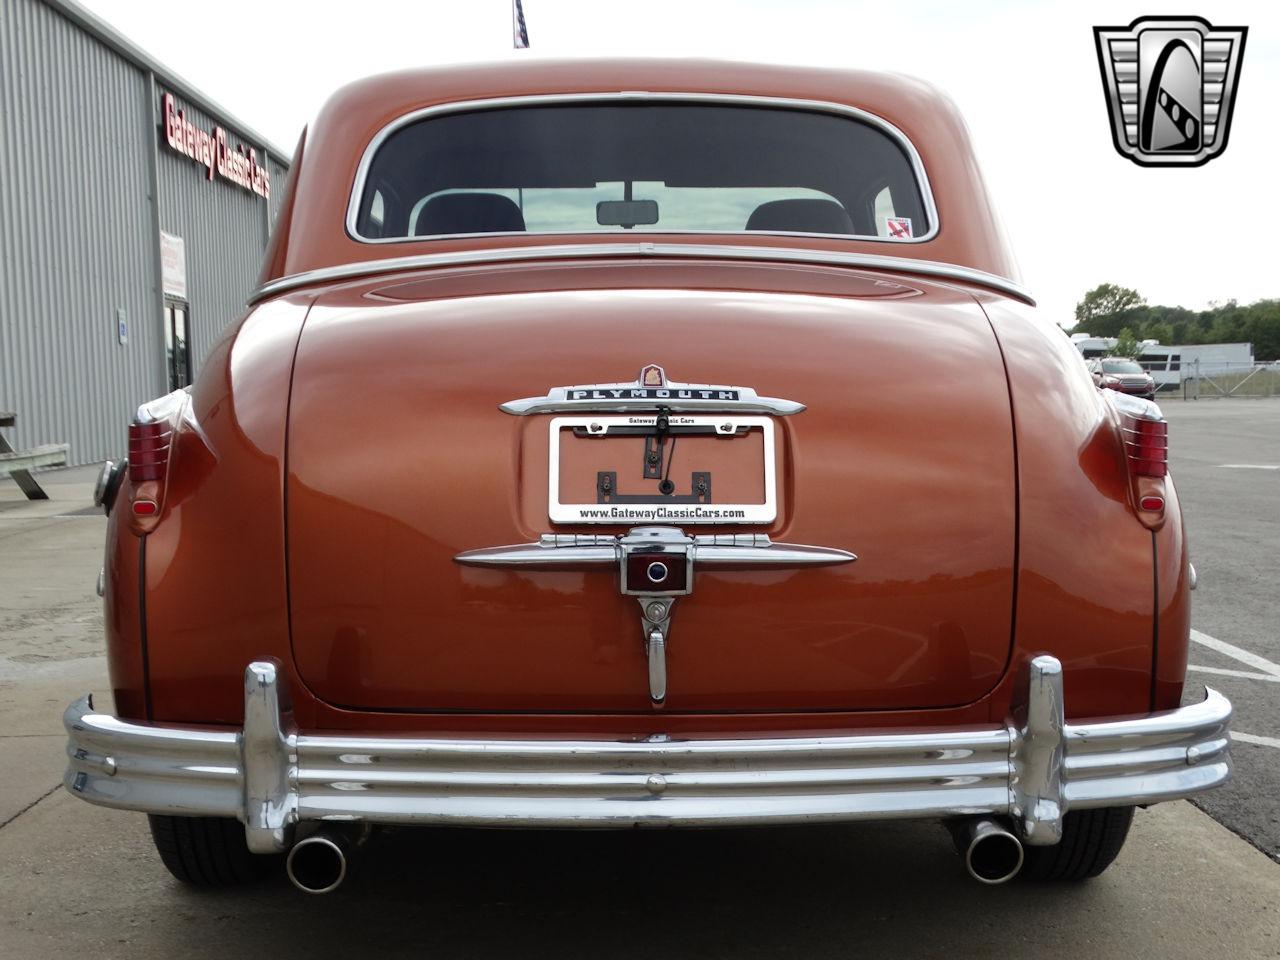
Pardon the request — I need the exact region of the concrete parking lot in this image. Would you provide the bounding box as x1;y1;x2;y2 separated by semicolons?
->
1;401;1278;959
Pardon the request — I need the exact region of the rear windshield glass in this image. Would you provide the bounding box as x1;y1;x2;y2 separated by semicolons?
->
1102;360;1145;374
353;103;930;241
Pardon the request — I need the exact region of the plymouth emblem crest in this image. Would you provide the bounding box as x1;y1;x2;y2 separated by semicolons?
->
640;364;666;388
1094;16;1247;167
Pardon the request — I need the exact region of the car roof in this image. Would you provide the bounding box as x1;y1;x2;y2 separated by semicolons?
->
260;59;1020;291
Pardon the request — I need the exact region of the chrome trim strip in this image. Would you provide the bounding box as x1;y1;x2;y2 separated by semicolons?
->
343;92;941;246
453;536;619;567
503;386;803;417
506;398;804;416
691;540;856;566
63;657;1232;838
251;242;1035;306
453;530;857;568
506;397;803;416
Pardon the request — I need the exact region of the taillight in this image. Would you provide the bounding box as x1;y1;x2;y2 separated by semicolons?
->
1106;391;1168;527
1121;415;1168;477
123;387;191;533
128;421;174;483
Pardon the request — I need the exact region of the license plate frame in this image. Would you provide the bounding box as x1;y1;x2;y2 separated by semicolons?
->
548;414;777;525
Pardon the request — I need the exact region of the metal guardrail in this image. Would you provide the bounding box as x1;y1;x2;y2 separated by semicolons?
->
1181;360;1280;400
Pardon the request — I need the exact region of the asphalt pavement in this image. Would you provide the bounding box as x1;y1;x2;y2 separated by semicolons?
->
1165;399;1280;861
1;404;1278;958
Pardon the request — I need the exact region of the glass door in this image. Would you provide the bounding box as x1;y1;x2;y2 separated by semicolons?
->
164;299;191;390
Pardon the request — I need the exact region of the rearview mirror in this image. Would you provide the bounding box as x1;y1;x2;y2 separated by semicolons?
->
597;199;659;226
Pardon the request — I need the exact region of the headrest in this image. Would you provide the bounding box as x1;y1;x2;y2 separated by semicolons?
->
745;198;854;234
415;193;526;235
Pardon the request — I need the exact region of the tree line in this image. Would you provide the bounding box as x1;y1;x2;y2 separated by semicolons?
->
1072;284;1280;361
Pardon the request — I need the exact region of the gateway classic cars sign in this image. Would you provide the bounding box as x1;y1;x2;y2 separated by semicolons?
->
161;92;270;200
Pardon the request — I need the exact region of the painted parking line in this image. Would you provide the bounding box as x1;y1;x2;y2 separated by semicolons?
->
1217;464;1280;470
1190;665;1280;682
1232;732;1280;750
1188;628;1280;683
1188;632;1280;750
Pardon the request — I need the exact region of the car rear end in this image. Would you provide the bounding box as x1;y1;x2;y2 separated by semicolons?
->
64;63;1230;892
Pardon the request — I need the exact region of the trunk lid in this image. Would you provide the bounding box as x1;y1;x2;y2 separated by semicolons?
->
286;260;1015;713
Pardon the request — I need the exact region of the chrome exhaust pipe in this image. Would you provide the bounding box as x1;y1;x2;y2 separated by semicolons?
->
950;818;1025;885
286;829;350;894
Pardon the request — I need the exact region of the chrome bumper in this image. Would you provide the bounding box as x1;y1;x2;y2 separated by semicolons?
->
64;657;1231;853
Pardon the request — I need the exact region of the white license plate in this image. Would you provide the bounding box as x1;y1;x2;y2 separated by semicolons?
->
548;414;777;524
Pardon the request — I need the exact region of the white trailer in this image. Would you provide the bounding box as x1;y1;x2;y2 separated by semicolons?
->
1070;336;1254;392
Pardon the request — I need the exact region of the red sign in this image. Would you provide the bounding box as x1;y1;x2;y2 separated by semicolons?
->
162;93;270;200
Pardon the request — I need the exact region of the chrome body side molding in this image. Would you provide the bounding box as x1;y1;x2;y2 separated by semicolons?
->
63;658;1232;846
250;242;1035;306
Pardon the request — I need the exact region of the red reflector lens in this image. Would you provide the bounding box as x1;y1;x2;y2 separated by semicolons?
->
128;421;173;484
1140;495;1165;512
1121;416;1168;478
132;499;158;516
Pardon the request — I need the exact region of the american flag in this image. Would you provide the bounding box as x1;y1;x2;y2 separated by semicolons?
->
512;0;530;49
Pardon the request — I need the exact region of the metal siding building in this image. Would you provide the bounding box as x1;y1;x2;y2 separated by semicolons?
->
0;0;290;465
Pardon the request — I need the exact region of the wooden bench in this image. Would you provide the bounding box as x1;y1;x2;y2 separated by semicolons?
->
0;412;69;501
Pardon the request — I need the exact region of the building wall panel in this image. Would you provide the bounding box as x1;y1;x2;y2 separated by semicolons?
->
0;0;289;466
0;0;158;463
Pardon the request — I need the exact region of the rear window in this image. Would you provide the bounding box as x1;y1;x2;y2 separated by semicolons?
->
352;102;931;241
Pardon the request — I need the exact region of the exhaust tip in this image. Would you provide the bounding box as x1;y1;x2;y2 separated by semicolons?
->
962;821;1024;885
286;834;348;894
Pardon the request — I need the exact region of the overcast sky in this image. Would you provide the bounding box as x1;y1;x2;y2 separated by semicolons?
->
79;0;1278;328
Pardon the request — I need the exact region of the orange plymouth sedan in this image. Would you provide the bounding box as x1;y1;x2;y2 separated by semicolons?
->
67;60;1230;893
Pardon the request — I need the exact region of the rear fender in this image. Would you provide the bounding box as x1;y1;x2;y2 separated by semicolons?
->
103;498;147;720
977;294;1157;718
1153;477;1190;710
140;294;313;725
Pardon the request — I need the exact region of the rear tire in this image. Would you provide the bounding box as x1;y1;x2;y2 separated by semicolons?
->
148;815;266;886
1020;806;1135;882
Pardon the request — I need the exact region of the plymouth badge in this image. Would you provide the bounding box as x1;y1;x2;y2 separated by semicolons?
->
500;366;804;416
639;363;666;387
